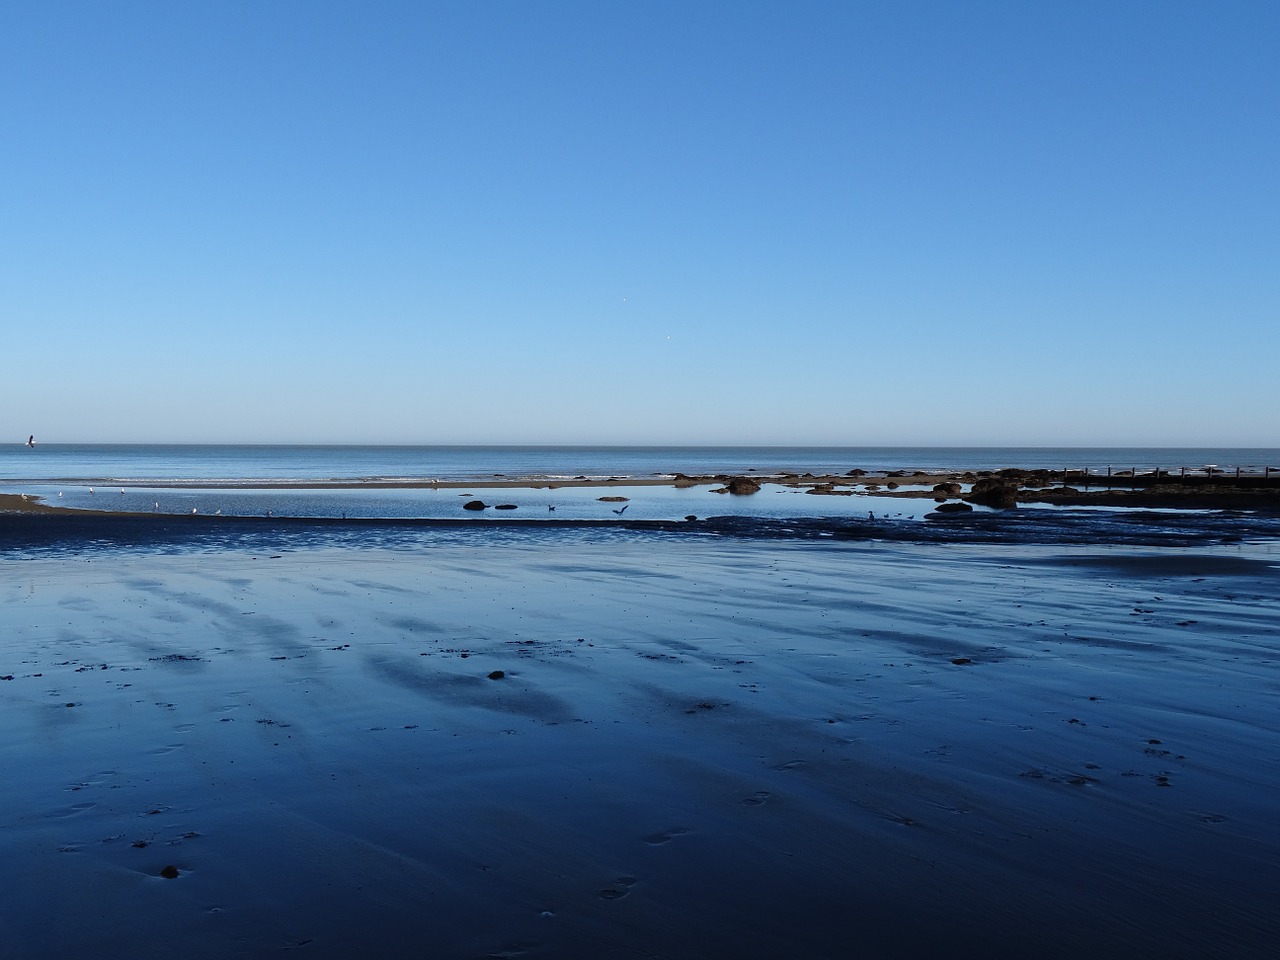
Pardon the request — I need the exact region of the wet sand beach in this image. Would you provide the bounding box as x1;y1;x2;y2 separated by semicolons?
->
2;515;1278;958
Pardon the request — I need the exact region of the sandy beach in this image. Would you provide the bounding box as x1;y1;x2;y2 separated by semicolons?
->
2;513;1278;958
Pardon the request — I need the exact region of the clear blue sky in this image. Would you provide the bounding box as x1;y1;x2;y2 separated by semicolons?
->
3;1;1277;445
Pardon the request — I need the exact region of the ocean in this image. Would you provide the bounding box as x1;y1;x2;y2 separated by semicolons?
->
3;443;1280;545
4;443;1277;484
2;442;1280;547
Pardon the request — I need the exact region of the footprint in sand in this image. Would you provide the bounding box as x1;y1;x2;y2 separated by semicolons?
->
741;790;771;806
49;802;96;819
599;876;638;900
482;943;540;958
643;827;690;846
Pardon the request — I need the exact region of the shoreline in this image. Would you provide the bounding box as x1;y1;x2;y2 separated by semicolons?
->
5;467;1280;517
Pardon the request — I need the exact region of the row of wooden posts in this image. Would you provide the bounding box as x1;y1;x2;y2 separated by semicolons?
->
1063;465;1277;481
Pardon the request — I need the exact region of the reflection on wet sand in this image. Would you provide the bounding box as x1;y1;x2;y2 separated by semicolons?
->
1;529;1277;957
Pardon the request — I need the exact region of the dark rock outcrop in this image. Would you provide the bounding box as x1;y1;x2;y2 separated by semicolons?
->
806;484;853;496
462;500;487;511
967;478;1018;508
725;477;762;495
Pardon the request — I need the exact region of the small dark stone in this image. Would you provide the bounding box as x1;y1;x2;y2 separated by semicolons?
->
159;865;180;879
684;515;697;521
950;657;972;665
462;500;487;511
494;504;518;510
487;670;505;680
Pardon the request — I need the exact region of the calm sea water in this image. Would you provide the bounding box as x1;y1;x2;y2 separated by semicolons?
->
3;444;1277;484
3;444;1278;527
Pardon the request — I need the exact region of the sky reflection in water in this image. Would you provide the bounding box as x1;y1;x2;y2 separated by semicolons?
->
9;481;940;522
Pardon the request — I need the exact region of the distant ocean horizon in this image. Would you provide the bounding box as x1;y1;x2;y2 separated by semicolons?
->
3;443;1278;485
